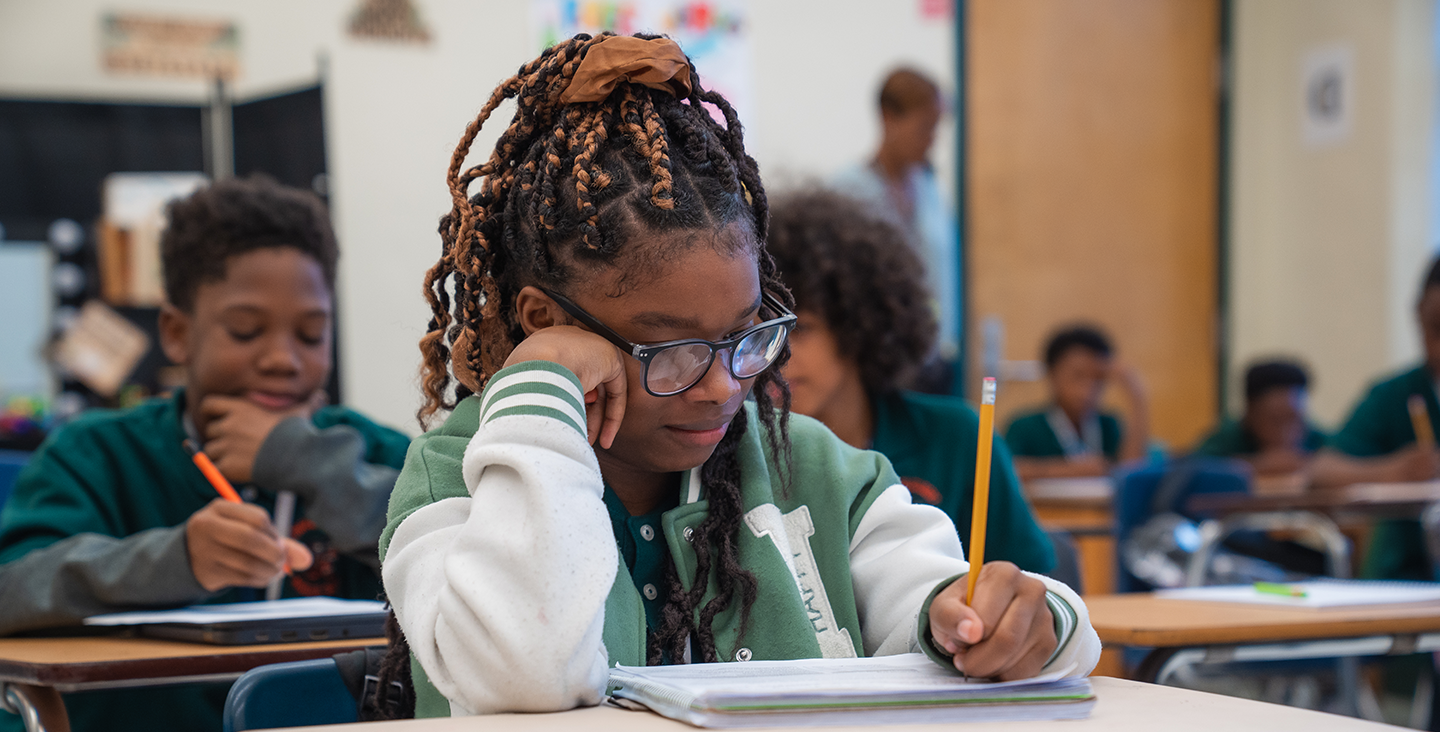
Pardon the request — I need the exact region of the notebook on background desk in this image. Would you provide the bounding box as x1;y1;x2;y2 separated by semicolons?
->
84;597;388;644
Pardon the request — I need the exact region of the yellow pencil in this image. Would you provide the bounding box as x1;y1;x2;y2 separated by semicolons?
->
965;377;997;606
1410;395;1435;447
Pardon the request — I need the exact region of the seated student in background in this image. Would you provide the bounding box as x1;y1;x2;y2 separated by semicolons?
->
767;189;1055;575
0;176;410;732
1311;258;1440;578
1004;326;1151;481
1192;360;1328;478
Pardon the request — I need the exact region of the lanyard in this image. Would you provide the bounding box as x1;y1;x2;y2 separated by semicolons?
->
1046;406;1103;459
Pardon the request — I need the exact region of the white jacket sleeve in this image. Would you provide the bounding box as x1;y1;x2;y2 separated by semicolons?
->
847;484;1101;676
381;363;617;715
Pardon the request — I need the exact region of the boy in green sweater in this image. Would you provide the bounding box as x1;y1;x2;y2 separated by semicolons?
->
1312;258;1440;579
1192;360;1328;477
0;176;409;731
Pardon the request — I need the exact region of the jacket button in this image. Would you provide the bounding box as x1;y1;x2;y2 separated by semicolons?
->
640;524;655;541
734;647;752;662
643;583;658;600
683;527;695;542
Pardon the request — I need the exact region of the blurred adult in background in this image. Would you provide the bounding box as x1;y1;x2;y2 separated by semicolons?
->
1004;325;1152;482
768;188;1054;574
834;67;958;391
1192;360;1328;481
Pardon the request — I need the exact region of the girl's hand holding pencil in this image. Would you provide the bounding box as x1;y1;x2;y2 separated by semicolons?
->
929;562;1057;680
927;376;1056;681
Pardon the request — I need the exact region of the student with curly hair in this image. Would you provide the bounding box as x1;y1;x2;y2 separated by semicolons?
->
766;189;1053;574
377;34;1098;719
0;176;409;732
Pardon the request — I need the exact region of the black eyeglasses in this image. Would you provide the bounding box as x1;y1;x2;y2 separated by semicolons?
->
540;288;796;397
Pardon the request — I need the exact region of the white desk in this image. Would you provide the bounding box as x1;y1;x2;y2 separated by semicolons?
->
272;677;1392;731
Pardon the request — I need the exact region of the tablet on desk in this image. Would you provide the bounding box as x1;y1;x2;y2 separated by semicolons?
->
84;597;388;645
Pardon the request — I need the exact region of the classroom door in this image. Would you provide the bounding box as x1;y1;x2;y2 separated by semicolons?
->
965;0;1221;450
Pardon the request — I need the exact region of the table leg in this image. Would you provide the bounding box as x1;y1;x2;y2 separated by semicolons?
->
0;683;69;732
1133;647;1182;684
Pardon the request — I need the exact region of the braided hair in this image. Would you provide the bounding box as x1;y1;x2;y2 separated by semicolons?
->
375;33;792;716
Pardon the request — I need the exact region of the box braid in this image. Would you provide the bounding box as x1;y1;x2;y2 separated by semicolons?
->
377;33;792;717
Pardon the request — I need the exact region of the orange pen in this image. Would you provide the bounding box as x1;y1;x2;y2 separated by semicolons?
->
183;439;242;503
183;439;291;575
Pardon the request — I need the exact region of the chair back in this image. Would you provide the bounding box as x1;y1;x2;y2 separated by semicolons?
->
223;658;356;732
1044;529;1084;594
1113;458;1251;592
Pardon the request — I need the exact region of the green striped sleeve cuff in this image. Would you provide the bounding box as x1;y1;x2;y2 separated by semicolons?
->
916;578;1079;672
478;360;587;437
917;574;963;668
1043;590;1078;667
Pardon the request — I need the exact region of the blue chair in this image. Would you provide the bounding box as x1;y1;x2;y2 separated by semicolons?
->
223;658;356;732
0;450;30;511
1112;458;1251;593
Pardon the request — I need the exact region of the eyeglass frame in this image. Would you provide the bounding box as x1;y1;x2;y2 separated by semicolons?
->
538;287;797;397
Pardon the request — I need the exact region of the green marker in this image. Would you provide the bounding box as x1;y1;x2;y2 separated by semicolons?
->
1254;582;1307;598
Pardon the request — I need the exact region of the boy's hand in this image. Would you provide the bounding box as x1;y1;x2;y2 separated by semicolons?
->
929;561;1057;680
186;499;314;592
1388;444;1440;482
505;325;628;449
199;393;325;483
1110;359;1148;404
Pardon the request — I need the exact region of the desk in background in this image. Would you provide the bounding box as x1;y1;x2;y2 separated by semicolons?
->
1086;592;1440;684
0;634;385;732
265;676;1391;732
1025;477;1115;594
1189;480;1440;519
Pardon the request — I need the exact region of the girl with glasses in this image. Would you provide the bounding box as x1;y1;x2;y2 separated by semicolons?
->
375;33;1099;719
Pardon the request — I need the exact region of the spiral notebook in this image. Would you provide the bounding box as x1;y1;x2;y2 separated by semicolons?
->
606;653;1094;728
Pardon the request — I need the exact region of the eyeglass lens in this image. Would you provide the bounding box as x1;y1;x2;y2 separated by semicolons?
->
646;323;789;395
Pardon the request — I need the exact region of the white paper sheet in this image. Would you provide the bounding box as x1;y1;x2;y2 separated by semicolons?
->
1155;580;1440;609
83;597;386;626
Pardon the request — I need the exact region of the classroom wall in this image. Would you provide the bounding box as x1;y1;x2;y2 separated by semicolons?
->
1229;0;1437;427
0;0;955;433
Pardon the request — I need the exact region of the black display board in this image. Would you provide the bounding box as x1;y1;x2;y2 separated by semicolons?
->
0;86;340;412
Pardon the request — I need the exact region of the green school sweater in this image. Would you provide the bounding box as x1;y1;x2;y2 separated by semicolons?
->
0;390;409;732
871;390;1055;574
1191;419;1328;458
1330;365;1439;580
381;362;1093;718
1004;408;1123;461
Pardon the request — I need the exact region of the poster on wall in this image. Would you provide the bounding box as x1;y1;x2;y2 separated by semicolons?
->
1301;44;1353;148
102;13;239;80
530;0;752;133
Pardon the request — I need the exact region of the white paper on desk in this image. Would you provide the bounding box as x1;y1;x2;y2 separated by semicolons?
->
83;597;387;626
1156;580;1440;609
607;654;1092;727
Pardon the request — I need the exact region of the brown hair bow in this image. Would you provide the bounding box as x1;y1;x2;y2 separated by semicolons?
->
561;36;693;104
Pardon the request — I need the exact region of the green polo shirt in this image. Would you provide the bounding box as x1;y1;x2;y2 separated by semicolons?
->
871;390;1055;574
602;486;679;632
1330;365;1439;580
1191;419;1328;458
1004;408;1123;461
